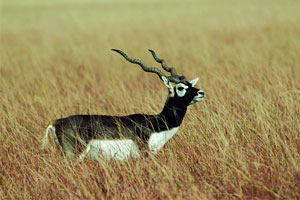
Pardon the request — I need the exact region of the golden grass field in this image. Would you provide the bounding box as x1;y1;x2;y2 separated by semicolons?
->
1;0;300;199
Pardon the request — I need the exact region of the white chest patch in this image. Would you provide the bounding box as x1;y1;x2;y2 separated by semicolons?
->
79;139;140;161
148;127;179;154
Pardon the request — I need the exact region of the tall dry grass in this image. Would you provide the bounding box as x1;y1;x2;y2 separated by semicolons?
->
1;0;300;199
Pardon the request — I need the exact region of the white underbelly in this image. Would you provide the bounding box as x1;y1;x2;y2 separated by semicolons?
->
79;127;180;161
83;139;140;160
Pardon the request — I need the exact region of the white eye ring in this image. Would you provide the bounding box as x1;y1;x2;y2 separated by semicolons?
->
176;83;188;97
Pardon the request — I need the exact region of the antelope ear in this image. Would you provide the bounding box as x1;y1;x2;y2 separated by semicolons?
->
189;77;199;87
161;76;174;94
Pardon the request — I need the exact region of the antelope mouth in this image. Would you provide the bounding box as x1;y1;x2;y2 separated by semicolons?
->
190;91;205;105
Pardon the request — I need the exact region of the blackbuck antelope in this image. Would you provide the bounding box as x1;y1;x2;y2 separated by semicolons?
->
41;49;205;161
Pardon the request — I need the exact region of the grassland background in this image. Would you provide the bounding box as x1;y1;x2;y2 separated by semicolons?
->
1;0;300;199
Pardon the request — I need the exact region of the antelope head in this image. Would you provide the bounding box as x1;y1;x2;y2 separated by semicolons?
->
111;49;205;106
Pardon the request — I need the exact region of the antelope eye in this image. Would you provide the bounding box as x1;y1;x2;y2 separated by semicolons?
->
177;87;185;91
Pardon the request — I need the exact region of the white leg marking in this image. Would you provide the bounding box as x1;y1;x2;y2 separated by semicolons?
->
148;127;179;154
82;139;140;161
78;144;91;161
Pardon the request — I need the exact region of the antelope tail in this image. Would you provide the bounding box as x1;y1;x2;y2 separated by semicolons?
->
40;123;59;150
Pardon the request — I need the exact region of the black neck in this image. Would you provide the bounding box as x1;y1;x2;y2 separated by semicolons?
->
159;95;188;128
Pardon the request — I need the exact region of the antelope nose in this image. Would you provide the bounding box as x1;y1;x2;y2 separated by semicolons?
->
198;90;205;97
